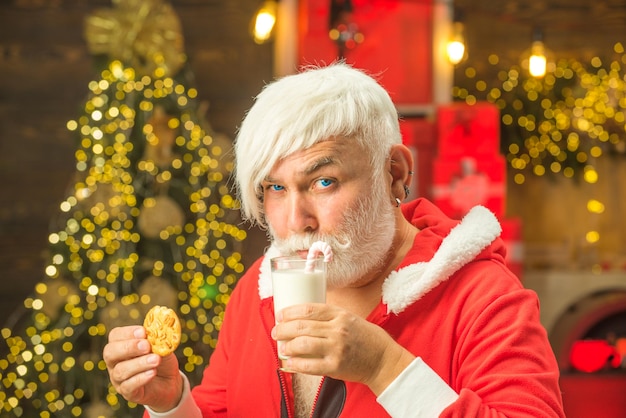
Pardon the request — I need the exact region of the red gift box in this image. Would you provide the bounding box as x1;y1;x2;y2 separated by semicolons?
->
431;156;507;219
436;103;500;158
297;0;433;106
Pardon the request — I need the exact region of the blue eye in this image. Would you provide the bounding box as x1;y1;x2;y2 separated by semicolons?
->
271;184;284;191
319;178;333;188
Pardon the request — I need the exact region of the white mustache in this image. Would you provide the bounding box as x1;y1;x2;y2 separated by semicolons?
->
272;233;351;256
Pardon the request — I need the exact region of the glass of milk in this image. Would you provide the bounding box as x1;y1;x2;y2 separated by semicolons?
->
270;255;326;366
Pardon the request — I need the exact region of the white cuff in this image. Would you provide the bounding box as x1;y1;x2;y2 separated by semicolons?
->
145;372;202;418
377;357;458;417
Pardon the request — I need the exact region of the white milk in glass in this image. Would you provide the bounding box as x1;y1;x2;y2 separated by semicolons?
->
272;268;326;313
271;256;326;362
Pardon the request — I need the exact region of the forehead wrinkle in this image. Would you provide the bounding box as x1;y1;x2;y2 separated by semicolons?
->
304;155;336;176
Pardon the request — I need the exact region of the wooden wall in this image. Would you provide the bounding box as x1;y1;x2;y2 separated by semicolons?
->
0;0;272;325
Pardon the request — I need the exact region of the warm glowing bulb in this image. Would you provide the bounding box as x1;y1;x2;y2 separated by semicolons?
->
529;54;546;77
529;41;547;77
252;1;277;44
446;22;466;65
447;41;466;65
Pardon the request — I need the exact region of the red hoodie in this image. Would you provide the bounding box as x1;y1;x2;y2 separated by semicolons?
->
147;199;564;417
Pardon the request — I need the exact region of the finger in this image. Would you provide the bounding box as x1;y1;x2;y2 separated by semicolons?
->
109;352;161;386
103;333;152;369
273;318;331;342
281;334;327;359
278;303;330;322
283;354;331;376
115;366;157;402
108;325;146;342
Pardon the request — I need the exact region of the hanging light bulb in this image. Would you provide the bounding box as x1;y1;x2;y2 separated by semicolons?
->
445;6;466;66
522;27;554;78
251;0;278;44
446;21;466;65
529;41;547;77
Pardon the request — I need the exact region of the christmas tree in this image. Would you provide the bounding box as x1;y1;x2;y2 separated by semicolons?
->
0;1;247;416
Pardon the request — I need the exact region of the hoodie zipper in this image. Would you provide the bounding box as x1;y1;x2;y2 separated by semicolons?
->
278;368;294;418
309;376;326;418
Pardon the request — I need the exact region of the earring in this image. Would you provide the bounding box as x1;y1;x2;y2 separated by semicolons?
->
403;184;410;199
395;197;401;207
408;170;414;175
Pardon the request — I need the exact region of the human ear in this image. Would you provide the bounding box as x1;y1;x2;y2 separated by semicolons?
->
388;144;415;201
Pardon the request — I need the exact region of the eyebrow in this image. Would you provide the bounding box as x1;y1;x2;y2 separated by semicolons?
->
263;155;337;184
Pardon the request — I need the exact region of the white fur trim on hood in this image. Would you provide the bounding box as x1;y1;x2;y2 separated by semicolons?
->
257;206;501;314
382;205;501;314
258;245;280;300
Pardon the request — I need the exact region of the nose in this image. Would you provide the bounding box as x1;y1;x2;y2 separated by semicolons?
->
286;192;318;234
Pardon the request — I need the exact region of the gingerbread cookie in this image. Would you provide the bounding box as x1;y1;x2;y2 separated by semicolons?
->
143;305;182;356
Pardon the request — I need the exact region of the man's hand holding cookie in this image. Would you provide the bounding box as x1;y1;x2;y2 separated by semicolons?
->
103;306;184;412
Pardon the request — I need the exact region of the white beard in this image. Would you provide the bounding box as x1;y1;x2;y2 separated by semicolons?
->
269;175;396;288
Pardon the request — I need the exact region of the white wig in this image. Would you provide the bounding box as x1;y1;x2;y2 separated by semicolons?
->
234;62;402;227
